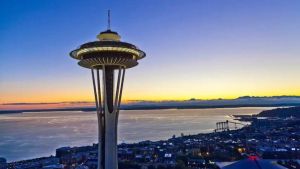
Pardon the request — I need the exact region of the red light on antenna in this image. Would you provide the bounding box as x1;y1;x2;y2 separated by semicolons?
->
248;155;258;161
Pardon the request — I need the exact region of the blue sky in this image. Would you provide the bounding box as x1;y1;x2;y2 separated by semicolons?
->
1;0;300;103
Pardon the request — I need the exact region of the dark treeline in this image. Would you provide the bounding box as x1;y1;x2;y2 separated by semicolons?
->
258;106;300;118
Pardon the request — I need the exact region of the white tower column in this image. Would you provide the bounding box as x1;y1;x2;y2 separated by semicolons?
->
92;66;125;169
104;110;118;169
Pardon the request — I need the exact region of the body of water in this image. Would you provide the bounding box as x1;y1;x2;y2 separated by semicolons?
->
0;107;273;162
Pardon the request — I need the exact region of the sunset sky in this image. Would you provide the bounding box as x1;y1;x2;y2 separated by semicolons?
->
1;0;300;104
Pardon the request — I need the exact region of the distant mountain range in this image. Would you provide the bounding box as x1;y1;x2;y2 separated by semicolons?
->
1;96;300;114
121;96;300;110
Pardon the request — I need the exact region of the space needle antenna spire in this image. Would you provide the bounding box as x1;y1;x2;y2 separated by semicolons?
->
107;10;111;30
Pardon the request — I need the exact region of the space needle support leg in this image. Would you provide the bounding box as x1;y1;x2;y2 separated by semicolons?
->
99;65;126;169
103;65;118;169
97;69;105;169
113;66;126;161
116;67;125;120
114;66;122;113
91;69;103;169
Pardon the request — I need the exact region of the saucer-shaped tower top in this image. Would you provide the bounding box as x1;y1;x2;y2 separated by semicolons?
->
70;29;145;69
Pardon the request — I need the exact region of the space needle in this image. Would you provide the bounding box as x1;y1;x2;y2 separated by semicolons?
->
70;11;145;169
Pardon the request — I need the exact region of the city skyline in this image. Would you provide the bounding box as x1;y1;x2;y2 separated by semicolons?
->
1;0;300;104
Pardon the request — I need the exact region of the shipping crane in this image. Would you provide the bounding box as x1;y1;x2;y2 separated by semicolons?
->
215;120;247;132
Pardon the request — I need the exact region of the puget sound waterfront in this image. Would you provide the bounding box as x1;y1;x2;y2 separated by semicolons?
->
0;107;274;162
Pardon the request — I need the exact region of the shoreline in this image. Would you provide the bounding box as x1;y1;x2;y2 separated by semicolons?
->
5;121;247;163
0;103;296;115
1;106;298;163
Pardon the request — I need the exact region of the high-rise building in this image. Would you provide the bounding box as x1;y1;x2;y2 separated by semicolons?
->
0;157;7;169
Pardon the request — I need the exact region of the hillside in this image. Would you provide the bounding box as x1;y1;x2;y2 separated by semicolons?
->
257;106;300;118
